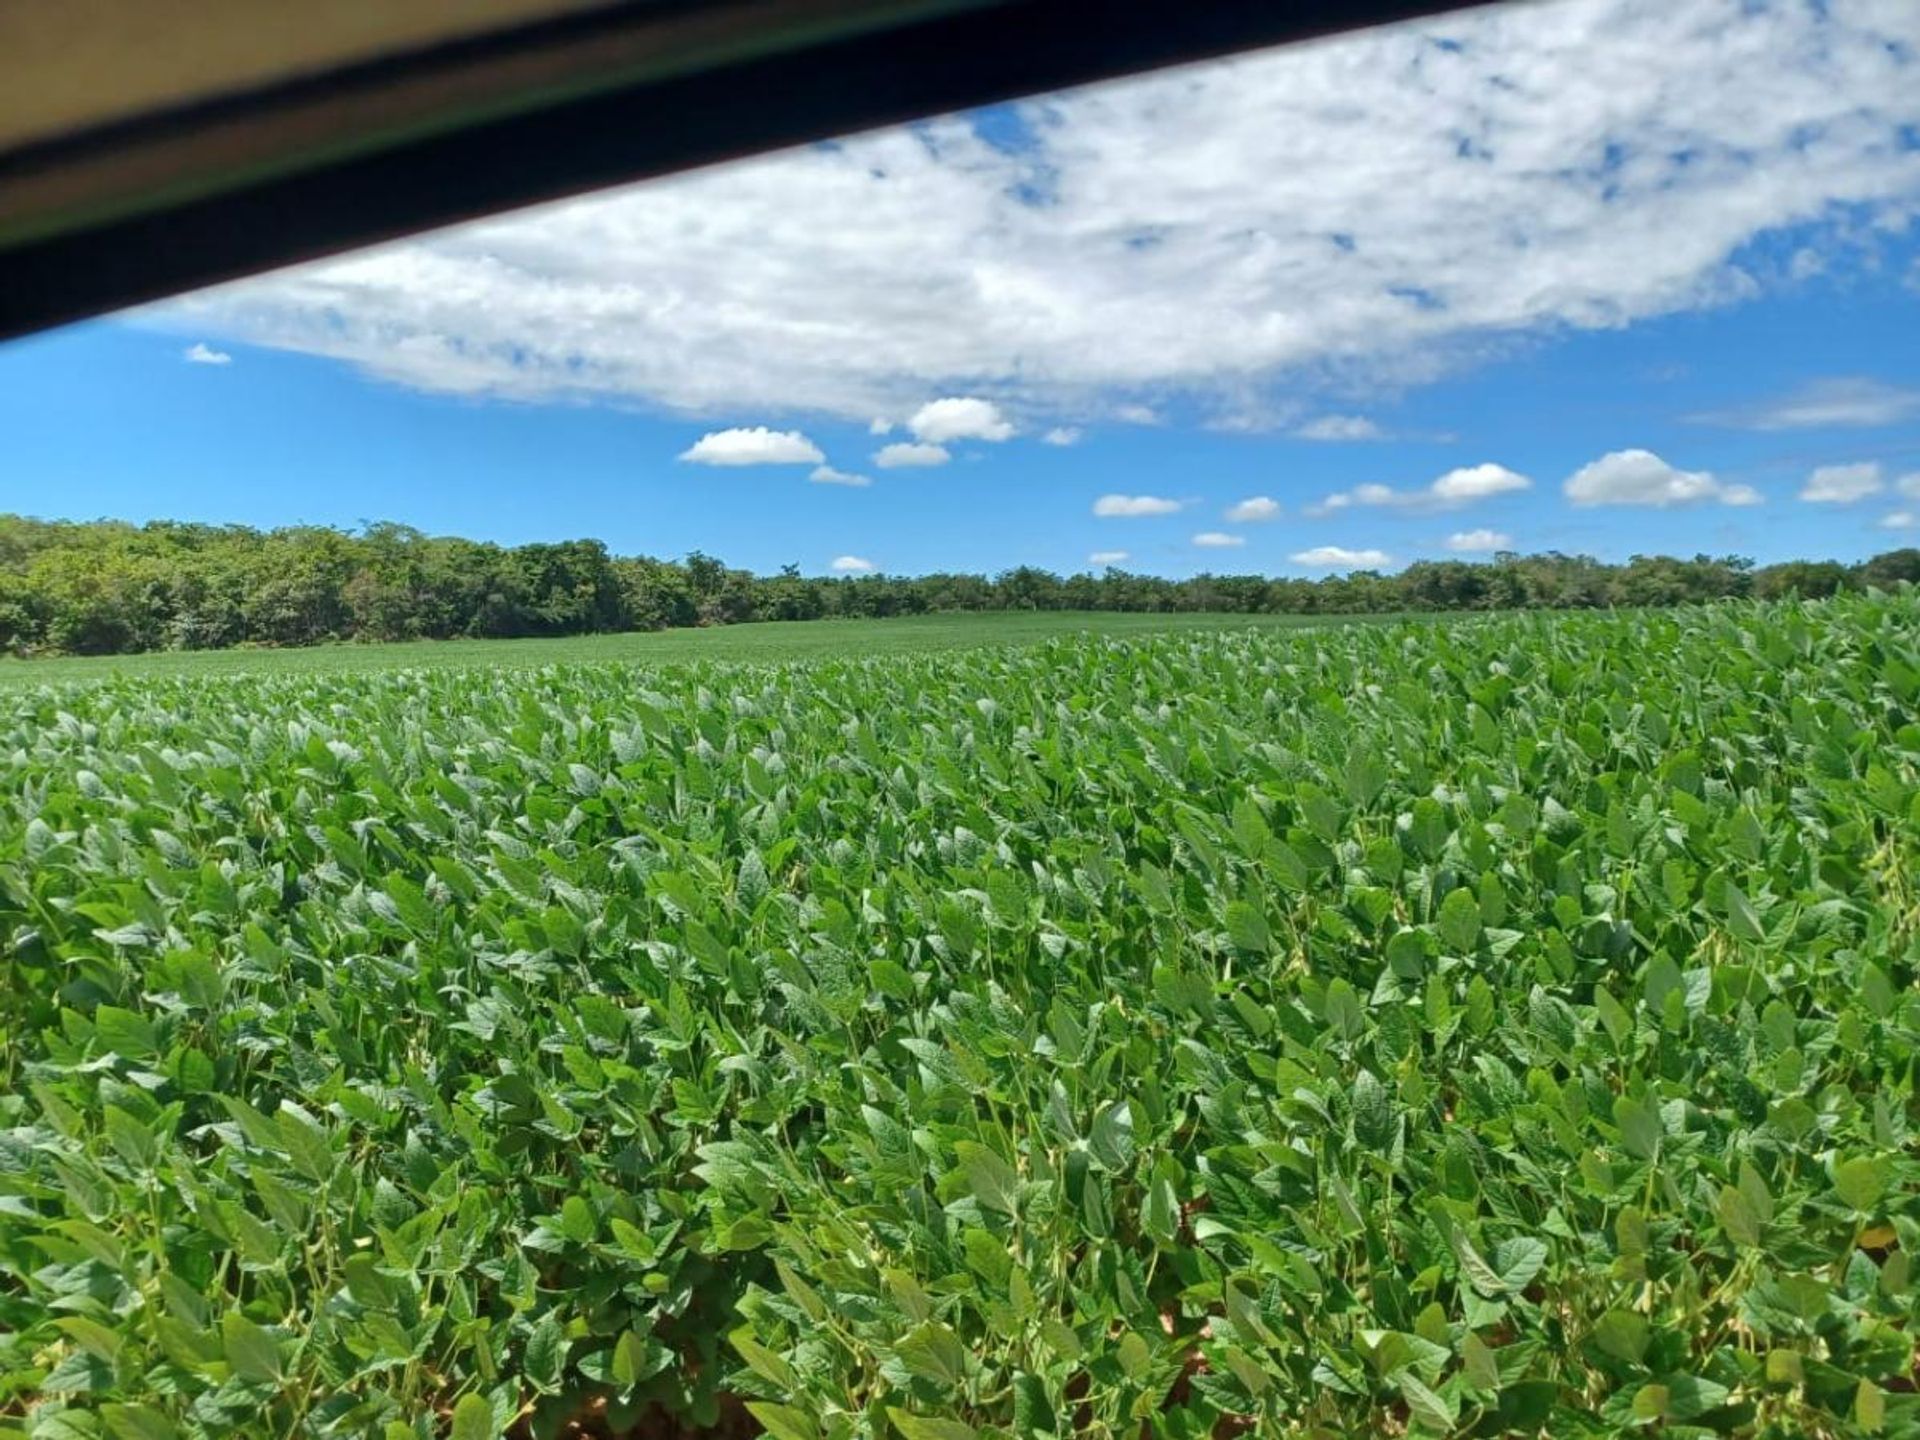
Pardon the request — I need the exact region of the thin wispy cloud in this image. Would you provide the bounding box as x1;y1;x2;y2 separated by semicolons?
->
809;465;872;487
1193;532;1246;548
1799;461;1884;504
1292;545;1391;569
1093;494;1181;517
1295;415;1383;441
1691;378;1920;431
873;442;950;469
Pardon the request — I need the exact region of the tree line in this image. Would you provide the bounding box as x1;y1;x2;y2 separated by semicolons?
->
1;513;1914;657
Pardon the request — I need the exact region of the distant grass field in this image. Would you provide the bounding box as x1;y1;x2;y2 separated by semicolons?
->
0;609;1413;684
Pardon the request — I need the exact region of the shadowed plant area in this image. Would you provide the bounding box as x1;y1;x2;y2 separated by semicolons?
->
2;596;1917;1439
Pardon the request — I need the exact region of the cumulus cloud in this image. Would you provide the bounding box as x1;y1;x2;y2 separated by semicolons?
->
1193;531;1247;548
166;1;1920;421
1093;494;1182;517
1292;545;1392;568
1880;510;1916;530
183;342;231;365
1089;549;1130;564
869;418;893;435
810;465;872;487
1445;528;1512;552
680;427;823;465
1431;463;1530;502
873;441;950;469
829;555;876;572
1295;414;1383;441
1564;448;1760;507
1309;463;1529;515
1800;461;1885;503
909;397;1015;443
1043;426;1083;446
1692;377;1920;430
1225;496;1282;523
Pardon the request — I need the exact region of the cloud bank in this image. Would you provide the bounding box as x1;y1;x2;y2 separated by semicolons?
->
168;0;1920;422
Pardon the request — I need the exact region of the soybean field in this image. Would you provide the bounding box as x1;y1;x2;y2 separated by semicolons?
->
2;595;1917;1439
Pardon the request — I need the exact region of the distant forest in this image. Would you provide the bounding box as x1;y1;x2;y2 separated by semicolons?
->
2;514;1915;657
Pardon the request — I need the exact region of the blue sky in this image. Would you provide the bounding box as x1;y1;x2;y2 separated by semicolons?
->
3;0;1919;577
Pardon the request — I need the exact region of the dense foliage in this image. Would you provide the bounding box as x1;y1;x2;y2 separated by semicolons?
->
5;513;1917;656
3;594;1917;1439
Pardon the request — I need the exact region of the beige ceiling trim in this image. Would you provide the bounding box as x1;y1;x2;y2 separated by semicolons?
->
0;0;608;151
0;0;977;250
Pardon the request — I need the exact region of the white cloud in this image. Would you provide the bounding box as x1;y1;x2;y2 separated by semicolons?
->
1309;463;1529;515
1431;463;1530;502
1193;531;1246;548
869;417;894;435
1879;510;1916;530
680;427;823;465
1800;461;1885;503
873;441;950;469
1899;472;1920;497
1692;377;1920;430
1445;528;1512;552
1292;545;1392;568
1295;414;1383;441
1225;496;1282;523
809;464;872;487
1089;549;1130;564
1043;426;1083;446
183;342;231;365
1563;448;1758;507
1114;405;1161;426
909;396;1014;443
829;555;876;572
168;1;1920;424
1093;493;1182;517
